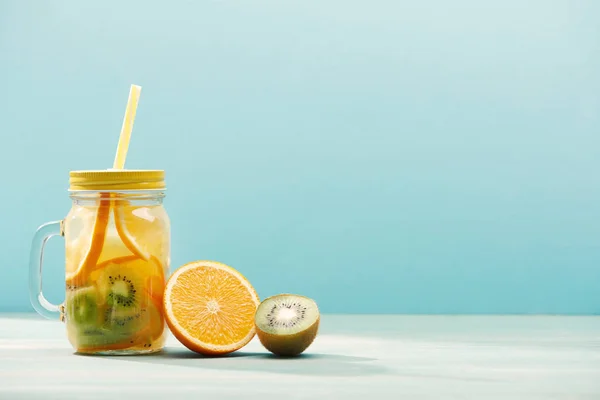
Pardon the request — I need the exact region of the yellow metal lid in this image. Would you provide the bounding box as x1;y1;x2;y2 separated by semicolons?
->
69;169;165;191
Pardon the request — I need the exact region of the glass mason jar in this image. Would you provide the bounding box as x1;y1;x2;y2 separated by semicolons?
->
29;170;170;355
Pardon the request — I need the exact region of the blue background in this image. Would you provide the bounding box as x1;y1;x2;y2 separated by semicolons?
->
1;0;599;314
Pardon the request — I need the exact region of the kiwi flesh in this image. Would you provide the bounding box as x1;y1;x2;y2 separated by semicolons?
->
71;327;121;350
254;294;320;356
99;269;142;310
66;263;152;350
65;286;122;349
94;261;148;328
66;286;99;327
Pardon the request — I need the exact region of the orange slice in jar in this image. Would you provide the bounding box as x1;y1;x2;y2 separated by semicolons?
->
65;193;111;288
113;199;169;263
163;261;260;356
144;296;166;343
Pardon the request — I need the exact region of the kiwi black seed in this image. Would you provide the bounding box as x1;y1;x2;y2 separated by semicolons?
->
254;294;320;357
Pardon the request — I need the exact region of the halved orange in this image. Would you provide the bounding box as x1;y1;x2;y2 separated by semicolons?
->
163;261;260;356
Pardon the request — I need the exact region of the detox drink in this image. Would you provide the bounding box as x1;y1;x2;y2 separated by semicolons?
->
29;169;170;355
63;190;170;354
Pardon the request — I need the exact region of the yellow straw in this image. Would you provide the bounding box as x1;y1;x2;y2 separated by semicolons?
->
113;84;142;169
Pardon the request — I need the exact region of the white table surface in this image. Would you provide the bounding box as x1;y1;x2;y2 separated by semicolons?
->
0;314;599;399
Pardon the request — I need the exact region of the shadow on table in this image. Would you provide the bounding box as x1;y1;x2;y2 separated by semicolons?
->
87;347;391;377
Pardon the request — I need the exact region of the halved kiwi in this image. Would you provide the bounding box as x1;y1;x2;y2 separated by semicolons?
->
254;294;320;356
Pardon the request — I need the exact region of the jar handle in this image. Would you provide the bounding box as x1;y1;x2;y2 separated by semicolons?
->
28;220;65;321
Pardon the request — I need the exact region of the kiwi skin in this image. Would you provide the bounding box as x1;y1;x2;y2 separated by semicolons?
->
255;294;320;357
